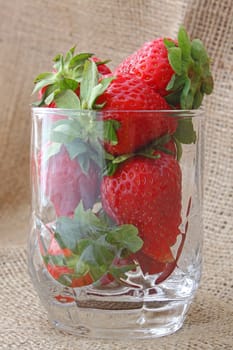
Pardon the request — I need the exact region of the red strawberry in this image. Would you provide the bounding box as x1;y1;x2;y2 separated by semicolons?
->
40;145;98;217
91;56;112;76
116;27;214;109
134;251;167;275
97;74;177;155
37;54;111;107
101;151;182;272
115;38;175;97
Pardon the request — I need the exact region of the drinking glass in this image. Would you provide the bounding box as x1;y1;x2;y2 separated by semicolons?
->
28;107;204;339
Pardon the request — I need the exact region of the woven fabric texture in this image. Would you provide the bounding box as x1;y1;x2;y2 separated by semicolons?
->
0;0;232;349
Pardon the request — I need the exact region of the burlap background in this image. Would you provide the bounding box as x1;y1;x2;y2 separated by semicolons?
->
0;0;232;349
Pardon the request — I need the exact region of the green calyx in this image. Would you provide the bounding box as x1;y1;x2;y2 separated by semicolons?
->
46;115;120;174
164;26;214;109
32;47;114;109
103;134;176;176
45;201;143;285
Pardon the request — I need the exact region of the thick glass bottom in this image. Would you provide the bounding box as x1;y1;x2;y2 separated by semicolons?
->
46;297;192;339
29;240;200;339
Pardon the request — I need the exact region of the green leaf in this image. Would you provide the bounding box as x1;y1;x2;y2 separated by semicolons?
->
151;134;171;147
32;78;55;95
201;75;214;95
45;91;55;105
44;84;57;97
166;74;176;91
79;60;115;109
55;217;83;252
66;254;79;269
104;151;115;161
191;39;208;64
45;254;66;266
167;47;182;75
76;239;93;255
89;76;115;108
64;48;74;65
180;89;194;109
80;60;99;108
74;255;89;276
55;89;81;109
178;26;191;67
166;75;186;93
104;119;120;145
58;78;79;91
74;202;105;231
51;202;143;285
164;38;176;49
137;151;160;160
65;138;89;160
193;90;204;109
112;154;133;164
51;125;80;143
103;161;119;176
95;59;111;66
165;90;181;105
76;241;115;280
77;154;90;174
58;274;73;287
174;118;196;144
32;100;43;107
34;72;54;83
106;225;143;253
69;53;93;69
79;241;115;266
53;53;62;63
180;78;193;109
183;78;191;97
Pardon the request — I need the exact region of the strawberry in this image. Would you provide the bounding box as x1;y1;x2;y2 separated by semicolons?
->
134;251;167;275
34;48;112;108
101;151;182;272
97;74;177;155
40;145;98;217
34;60;115;217
31;29;214;287
91;56;112;76
116;38;175;97
116;27;213;109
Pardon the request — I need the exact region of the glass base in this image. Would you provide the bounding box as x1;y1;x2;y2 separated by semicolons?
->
29;249;199;339
47;298;192;339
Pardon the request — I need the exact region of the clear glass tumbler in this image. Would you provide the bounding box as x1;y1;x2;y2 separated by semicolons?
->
28;107;204;339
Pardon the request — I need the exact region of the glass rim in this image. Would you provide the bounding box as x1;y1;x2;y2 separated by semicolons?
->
31;107;204;118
